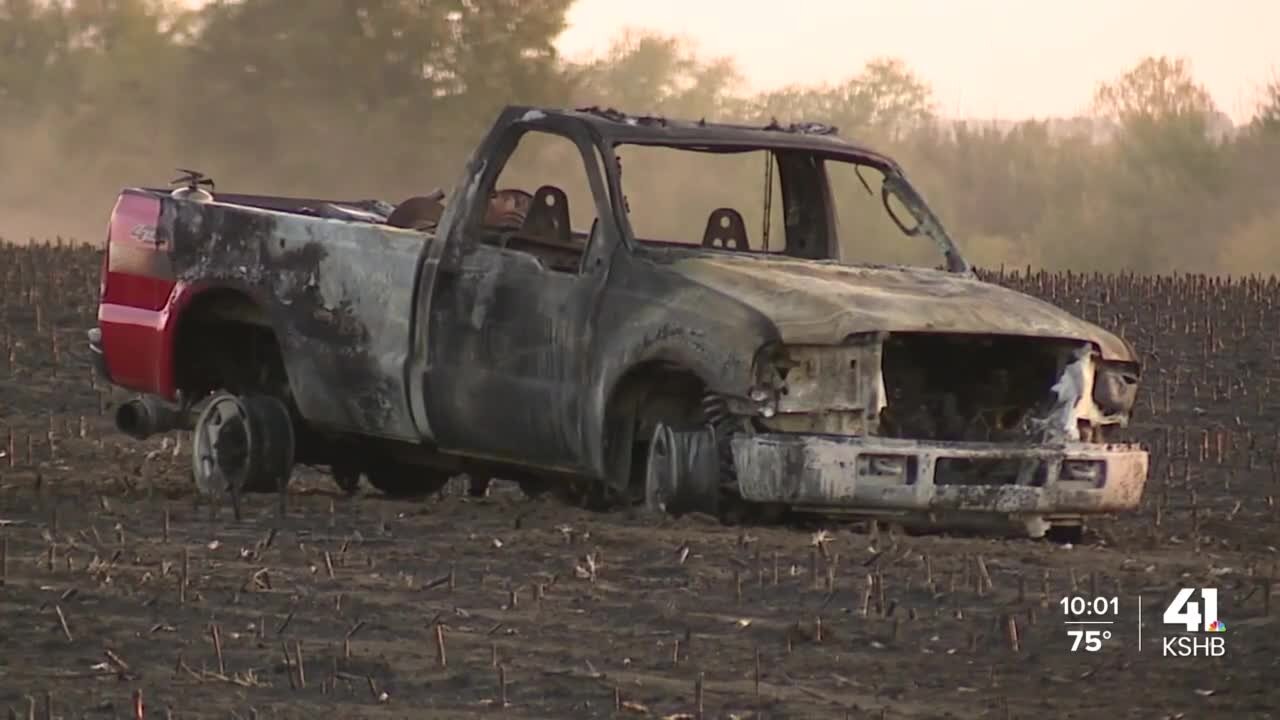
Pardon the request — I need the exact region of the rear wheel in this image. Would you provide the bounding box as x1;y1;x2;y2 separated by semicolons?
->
365;461;452;499
330;462;362;495
467;475;492;497
191;392;295;499
516;475;552;499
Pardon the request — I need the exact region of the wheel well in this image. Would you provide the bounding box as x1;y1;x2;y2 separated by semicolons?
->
172;289;289;401
603;361;709;492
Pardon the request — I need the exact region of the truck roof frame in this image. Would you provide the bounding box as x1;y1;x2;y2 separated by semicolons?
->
507;105;904;170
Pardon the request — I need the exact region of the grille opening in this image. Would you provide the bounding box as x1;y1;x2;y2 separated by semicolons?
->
878;333;1076;442
935;457;1047;486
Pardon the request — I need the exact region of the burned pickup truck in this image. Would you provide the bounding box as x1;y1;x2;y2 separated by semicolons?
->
88;105;1146;539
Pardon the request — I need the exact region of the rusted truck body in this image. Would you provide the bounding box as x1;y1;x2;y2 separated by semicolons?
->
89;105;1147;539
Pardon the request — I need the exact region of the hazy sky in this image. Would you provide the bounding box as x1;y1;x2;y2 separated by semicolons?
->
556;0;1278;124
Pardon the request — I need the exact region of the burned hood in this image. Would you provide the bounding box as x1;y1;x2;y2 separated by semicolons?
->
667;254;1136;362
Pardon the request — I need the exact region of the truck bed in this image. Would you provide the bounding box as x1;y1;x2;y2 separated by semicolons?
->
140;189;399;225
98;188;432;444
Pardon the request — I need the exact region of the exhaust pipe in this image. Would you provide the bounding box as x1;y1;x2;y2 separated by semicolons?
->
115;396;191;441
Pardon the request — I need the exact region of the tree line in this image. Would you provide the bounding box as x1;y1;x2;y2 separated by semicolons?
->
1;0;1276;274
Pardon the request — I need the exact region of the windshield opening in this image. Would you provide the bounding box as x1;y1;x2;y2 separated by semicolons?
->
610;142;967;271
825;158;957;270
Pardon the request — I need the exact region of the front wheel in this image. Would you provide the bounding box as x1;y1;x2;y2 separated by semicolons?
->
643;421;722;516
1045;523;1085;544
639;400;786;525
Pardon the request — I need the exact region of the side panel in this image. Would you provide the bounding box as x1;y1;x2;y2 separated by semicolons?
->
163;198;430;441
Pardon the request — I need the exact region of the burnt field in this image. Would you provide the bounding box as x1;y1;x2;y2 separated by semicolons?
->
0;241;1277;719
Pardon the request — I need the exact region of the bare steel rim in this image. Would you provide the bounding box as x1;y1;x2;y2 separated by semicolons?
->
643;423;680;513
643;422;721;516
192;394;253;499
191;393;296;498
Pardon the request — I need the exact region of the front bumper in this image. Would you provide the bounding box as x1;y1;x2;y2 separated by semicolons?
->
730;433;1147;517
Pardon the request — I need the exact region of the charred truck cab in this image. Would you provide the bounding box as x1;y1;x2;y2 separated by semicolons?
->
89;105;1147;539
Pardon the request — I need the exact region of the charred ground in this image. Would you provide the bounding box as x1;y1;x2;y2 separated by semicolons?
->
0;243;1277;718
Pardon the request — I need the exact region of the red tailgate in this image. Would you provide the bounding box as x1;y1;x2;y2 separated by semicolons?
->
97;190;180;397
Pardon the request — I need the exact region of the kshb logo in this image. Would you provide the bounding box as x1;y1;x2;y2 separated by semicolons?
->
1161;588;1226;657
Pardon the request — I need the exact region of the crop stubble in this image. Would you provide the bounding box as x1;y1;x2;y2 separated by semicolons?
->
0;242;1277;718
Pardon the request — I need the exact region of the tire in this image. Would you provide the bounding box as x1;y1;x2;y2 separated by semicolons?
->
639;393;785;525
191;392;295;499
517;476;551;499
643;420;722;516
467;475;492;497
331;462;362;495
1045;523;1085;544
365;461;452;499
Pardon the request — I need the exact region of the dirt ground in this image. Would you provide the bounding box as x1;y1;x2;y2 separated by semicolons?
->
1;246;1278;718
